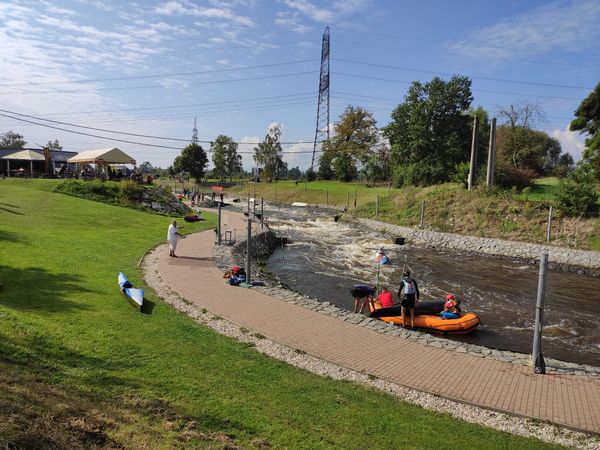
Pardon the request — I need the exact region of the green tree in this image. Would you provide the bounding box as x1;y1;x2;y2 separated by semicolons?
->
139;161;153;173
288;166;302;180
333;152;358;181
556;166;599;216
46;139;62;151
383;76;473;186
0;131;26;149
211;135;242;181
253;123;285;179
496;126;561;176
570;82;600;177
173;143;208;183
317;141;335;180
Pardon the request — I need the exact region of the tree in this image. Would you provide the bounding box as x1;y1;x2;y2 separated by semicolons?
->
383;76;473;186
556;166;599;216
46;139;62;151
0;131;26;149
211;135;242;181
496;126;561;176
319;106;379;182
570;82;600;177
253;123;285;179
139;161;154;173
173;143;208;183
288;166;302;180
554;153;575;178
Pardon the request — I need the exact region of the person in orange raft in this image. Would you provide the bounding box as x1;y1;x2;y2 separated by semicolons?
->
377;287;394;308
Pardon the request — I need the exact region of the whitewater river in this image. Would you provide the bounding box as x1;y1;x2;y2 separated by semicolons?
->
256;203;600;367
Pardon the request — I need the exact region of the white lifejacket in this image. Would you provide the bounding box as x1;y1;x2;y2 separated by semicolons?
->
403;279;416;295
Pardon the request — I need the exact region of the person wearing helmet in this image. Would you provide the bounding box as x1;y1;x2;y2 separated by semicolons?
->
441;294;461;319
398;270;420;328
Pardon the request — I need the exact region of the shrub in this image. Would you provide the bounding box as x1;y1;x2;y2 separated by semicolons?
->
556;168;599;216
494;165;536;191
120;181;145;201
452;162;471;188
392;163;447;187
304;167;316;181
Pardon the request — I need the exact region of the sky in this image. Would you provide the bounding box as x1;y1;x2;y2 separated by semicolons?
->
0;0;599;170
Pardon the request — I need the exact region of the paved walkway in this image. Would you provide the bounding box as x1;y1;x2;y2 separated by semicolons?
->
158;209;600;434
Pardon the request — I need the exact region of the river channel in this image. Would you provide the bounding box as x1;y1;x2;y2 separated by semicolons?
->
257;203;600;367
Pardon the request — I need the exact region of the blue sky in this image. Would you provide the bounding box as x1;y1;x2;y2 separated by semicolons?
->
0;0;598;170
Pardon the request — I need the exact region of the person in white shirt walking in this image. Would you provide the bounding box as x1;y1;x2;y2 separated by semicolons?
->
167;220;181;257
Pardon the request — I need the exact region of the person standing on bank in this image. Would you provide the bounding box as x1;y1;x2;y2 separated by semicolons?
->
167;220;181;257
398;270;420;328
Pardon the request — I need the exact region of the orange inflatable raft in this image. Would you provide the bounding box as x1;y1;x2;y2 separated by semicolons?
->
369;300;480;334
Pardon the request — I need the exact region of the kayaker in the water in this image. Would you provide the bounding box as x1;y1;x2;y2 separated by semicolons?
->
398;271;420;328
350;284;375;314
440;294;461;319
377;287;394;308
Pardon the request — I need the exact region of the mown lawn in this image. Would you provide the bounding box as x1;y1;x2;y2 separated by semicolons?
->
0;179;563;448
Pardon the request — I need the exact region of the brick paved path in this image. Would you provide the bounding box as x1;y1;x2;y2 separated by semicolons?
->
157;210;600;434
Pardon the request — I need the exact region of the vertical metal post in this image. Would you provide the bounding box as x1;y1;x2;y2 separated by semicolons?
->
261;198;264;229
486;118;497;189
375;195;379;216
532;252;548;374
275;185;277;203
247;194;250;214
546;206;553;242
326;189;329;205
420;201;425;228
217;202;222;245
388;181;391;197
253;195;256;216
468;116;479;191
246;218;252;285
346;192;350;210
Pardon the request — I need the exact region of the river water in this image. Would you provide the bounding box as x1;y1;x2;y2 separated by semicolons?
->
258;204;600;367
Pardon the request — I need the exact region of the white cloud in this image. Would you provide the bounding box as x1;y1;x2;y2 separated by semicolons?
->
552;126;586;161
275;11;312;32
155;0;255;27
239;135;260;169
279;0;370;23
446;0;600;62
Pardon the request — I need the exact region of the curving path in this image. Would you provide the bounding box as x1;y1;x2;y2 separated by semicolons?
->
155;209;600;435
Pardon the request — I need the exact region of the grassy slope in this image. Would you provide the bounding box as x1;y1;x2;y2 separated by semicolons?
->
0;179;562;448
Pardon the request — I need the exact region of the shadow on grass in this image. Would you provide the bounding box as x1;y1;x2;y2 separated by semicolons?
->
0;204;23;215
0;230;26;243
0;265;91;313
141;297;155;314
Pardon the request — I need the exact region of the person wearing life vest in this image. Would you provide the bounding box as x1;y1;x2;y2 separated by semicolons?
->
441;294;461;319
376;287;394;308
350;284;376;314
398;270;420;328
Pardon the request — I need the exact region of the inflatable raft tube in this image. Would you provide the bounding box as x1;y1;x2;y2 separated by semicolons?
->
369;301;480;334
369;299;445;317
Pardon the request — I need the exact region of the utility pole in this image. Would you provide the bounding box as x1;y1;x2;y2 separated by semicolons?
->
486;118;497;189
532;252;548;374
468;116;479;191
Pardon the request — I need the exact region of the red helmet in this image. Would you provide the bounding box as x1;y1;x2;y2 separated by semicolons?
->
445;294;455;301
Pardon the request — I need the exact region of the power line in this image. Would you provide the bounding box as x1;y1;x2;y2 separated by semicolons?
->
333;57;593;90
0;110;320;149
0;71;318;96
334;72;583;101
0;59;317;87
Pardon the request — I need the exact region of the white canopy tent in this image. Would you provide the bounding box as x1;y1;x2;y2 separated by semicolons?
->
67;148;136;165
1;149;45;176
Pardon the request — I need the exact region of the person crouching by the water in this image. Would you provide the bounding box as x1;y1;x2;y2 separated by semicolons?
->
350;284;375;314
167;220;181;257
398;271;419;328
441;294;461;319
376;287;394;308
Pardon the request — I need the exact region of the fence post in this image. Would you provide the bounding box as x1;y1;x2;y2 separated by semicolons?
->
354;188;358;208
546;206;553;242
388;181;391;197
532;252;548;374
420;200;425;228
346;192;350;210
326;189;329;205
375;195;379;217
246;218;252;285
261;198;264;229
275;185;277;203
217;202;222;245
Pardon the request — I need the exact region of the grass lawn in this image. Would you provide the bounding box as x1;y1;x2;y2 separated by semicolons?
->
0;178;564;448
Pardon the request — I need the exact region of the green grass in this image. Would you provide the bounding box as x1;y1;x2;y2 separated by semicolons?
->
0;178;564;448
518;177;561;202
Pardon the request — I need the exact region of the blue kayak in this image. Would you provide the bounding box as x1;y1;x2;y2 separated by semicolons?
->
118;272;144;310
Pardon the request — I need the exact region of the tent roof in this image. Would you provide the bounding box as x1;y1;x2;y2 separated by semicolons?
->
1;149;45;161
67;148;136;164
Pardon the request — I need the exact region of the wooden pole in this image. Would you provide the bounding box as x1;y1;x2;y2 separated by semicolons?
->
326;189;329;205
420;200;425;228
486;118;497;189
346;192;350;210
468;116;479;191
375;195;379;217
388;181;391;197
